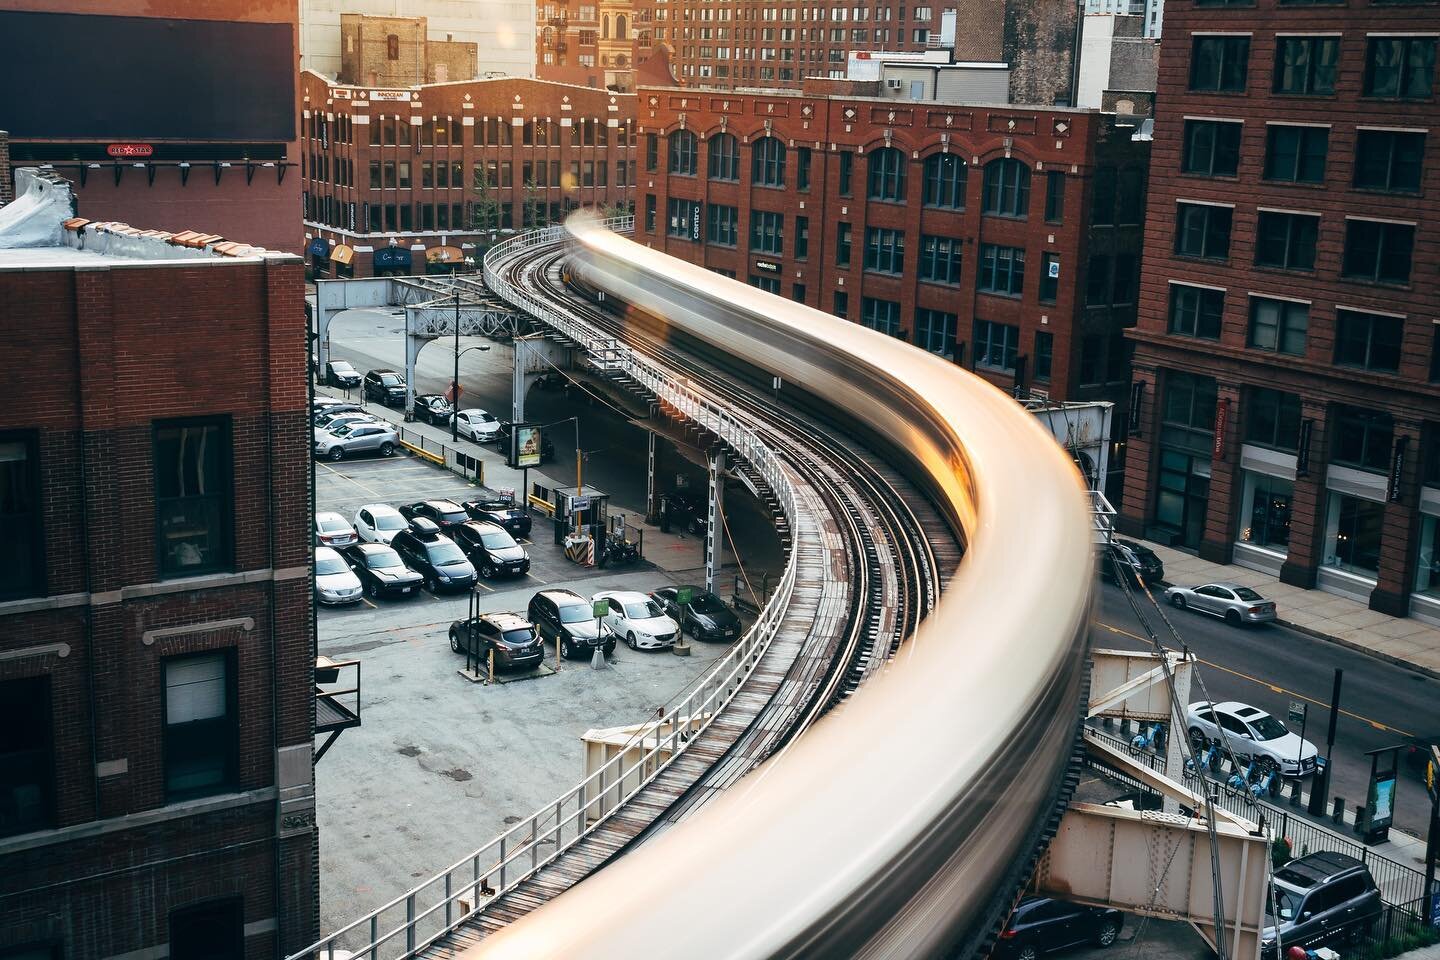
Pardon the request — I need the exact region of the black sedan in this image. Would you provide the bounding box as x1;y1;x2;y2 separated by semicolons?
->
341;542;424;599
993;898;1123;959
324;360;363;390
412;394;453;425
660;491;707;535
451;520;530;578
399;499;470;531
652;585;743;642
463;498;533;539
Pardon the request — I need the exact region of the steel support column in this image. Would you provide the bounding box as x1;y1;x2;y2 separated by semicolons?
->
646;429;658;524
705;450;726;595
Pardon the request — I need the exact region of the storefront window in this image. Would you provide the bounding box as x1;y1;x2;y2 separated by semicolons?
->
1417;515;1440;599
1324;493;1385;576
1239;473;1292;550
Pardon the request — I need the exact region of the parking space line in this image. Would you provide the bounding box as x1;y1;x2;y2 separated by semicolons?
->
316;460;387;500
362;598;377;609
474;581;495;592
524;572;547;584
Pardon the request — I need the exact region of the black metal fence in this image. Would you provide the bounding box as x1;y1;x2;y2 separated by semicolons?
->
1342;897;1440;959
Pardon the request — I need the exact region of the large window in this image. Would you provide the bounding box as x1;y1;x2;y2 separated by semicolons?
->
163;651;237;800
923;153;967;208
1040;253;1060;303
1331;406;1393;472
668;130;698;175
0;677;52;838
918;235;961;284
750;210;785;254
645;133;658;172
1190;35;1250;92
1169;284;1224;340
797;147;812;191
1334;309;1403;372
1182;120;1241;177
644;194;656;233
838;152;853;196
1044;171;1066;223
795;216;809;259
1354;130;1425;192
1254;211;1318;271
915;308;955;354
1364;37;1436;99
1274;36;1339;95
1264;125;1328;183
974;320;1020;372
667;197;700;240
860;297;901;335
978;244;1025;297
1325;493;1385;576
0;435;42;600
863;227;905;273
1245;388;1302;450
1342;219;1414;284
1034;331;1054;381
1240;474;1294;550
867;147;907;201
154;419;231;578
171;897;244;960
1174;202;1232;260
752;137;786;187
982;158;1030;218
706;203;738;246
1163;371;1218;431
708;132;740;181
1248;297;1308;355
836;222;852;267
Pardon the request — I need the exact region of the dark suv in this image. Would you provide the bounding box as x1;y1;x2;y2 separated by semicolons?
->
449;612;544;672
528;588;615;659
390;518;477;592
653;585;742;641
364;369;407;407
993;897;1123;959
399;499;470;531
1100;539;1165;587
463;498;533;538
1263;852;1382;958
451;520;530;578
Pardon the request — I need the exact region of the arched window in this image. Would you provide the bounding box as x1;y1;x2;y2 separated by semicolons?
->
602;14;610;39
982;158;1031;218
386;34;400;61
752;136;786;187
668;129;698;175
708;132;739;181
616;14;628;39
866;146;907;201
922;153;967;209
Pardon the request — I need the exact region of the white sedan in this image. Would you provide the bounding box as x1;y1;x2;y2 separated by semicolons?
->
354;503;408;544
314;547;363;606
593;590;681;650
454;408;501;443
1185;700;1319;777
314;511;357;548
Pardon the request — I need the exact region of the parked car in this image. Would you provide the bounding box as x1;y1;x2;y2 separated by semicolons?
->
390;519;477;592
993;897;1123;960
454;408;501;443
354;503;408;544
314;546;364;606
313;397;350;417
1163;581;1277;625
593;590;680;651
527;588;615;659
659;491;707;534
1099;539;1165;587
1262;852;1382;959
364;369;407;407
451;520;530;578
412;394;452;425
324;360;363;390
399;499;470;531
449;612;545;672
341;542;424;599
463;497;533;538
1185;700;1319;777
312;411;373;439
314;421;398;461
652;585;742;641
314;511;358;548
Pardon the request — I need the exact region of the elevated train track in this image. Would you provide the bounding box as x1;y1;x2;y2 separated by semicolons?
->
293;217;1093;960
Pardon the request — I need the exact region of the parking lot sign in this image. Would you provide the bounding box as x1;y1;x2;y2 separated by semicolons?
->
592;599;608;619
1288;701;1306;727
677;586;693;606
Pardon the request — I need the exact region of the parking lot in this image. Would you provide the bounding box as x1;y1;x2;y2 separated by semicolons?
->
313;450;744;933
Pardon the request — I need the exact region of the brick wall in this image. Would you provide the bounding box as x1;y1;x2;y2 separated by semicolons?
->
0;129;11;205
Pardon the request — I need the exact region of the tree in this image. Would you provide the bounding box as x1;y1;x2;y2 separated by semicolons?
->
522;178;546;229
471;163;502;237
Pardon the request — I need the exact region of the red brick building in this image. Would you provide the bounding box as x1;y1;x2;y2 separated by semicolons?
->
0;172;317;958
0;0;301;254
301;72;638;277
1120;0;1440;624
637;81;1149;480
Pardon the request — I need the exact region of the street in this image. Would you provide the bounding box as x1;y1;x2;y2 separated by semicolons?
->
1094;580;1438;841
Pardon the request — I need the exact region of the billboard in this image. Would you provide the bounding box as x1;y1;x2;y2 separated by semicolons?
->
514;425;542;468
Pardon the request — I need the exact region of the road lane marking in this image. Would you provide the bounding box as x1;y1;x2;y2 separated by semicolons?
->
1094;620;1413;738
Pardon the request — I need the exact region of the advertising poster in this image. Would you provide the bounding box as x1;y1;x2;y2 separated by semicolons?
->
515;425;541;468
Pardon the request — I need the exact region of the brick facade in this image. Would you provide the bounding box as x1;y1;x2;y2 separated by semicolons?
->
1123;0;1440;622
301;71;638;277
0;245;317;958
338;14;479;87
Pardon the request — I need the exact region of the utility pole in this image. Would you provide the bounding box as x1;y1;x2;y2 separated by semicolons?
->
1309;668;1344;816
575;418;582;496
451;292;461;442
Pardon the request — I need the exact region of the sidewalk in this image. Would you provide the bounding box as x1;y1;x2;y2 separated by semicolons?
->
1138;539;1440;680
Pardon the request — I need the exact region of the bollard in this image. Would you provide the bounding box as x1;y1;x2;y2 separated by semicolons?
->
1102;715;1113;730
1332;797;1345;826
591;647;607;670
1120;717;1132;737
1288;778;1303;806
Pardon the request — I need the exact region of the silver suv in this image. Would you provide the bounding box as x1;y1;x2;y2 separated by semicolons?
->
314;421;398;461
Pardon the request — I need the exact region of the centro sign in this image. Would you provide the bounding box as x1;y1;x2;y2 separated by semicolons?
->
106;143;153;158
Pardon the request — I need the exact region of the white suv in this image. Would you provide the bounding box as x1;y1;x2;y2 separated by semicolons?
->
1185;700;1318;777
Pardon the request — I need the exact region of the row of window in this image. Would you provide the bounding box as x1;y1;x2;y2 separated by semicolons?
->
362;159;637;192
1191;35;1435;100
1174;203;1416;285
354;115;630;149
1182;120;1425;194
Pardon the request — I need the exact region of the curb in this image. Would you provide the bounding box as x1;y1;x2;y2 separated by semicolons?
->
1276;618;1440;683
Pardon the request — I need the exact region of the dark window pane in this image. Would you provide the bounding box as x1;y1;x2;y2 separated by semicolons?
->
155;420;231;578
1175;203;1232;259
0;677;52;838
1354;130;1425;192
1342;220;1414;284
1191;36;1251;92
1334;309;1403;372
0;436;43;600
1169;285;1225;339
1264;126;1328;183
1254;212;1318;271
164;652;236;799
982;158;1031;217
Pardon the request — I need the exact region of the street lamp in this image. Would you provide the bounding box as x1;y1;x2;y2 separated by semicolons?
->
450;292;490;442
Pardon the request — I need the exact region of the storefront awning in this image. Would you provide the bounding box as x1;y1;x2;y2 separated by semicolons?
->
372;246;413;272
307;237;330;260
330;244;355;266
425;245;465;264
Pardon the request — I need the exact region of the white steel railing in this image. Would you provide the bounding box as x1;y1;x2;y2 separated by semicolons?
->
289;221;802;960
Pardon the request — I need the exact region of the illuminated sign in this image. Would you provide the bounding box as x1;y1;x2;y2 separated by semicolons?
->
106;143;153;158
515;425;542;468
754;260;780;272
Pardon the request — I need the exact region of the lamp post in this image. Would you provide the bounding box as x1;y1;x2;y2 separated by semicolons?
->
449;294;490;442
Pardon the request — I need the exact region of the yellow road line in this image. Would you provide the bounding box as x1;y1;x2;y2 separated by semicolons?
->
1093;620;1413;738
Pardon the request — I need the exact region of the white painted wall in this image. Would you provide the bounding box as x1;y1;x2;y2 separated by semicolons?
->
1076;14;1115;109
300;0;536;80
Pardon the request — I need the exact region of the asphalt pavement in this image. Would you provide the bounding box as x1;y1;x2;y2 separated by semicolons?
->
1094;579;1438;842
